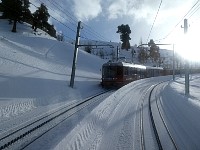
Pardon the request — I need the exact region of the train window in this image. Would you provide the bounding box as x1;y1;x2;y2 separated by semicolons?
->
137;69;141;75
103;66;117;78
117;66;123;76
130;68;133;75
133;68;137;74
124;67;128;75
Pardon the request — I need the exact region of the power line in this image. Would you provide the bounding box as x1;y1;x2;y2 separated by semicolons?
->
188;2;200;19
80;36;113;46
45;0;109;41
156;0;200;42
29;2;76;41
32;0;77;34
44;0;110;42
30;1;77;32
1;0;75;41
81;27;108;42
53;0;109;41
82;23;111;42
31;0;111;43
146;0;162;43
46;0;78;26
51;1;110;42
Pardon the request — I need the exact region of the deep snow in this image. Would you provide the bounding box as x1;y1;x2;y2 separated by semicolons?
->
1;19;200;150
0;19;106;133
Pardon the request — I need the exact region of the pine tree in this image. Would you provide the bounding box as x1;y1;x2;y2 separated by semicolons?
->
57;32;64;41
0;2;3;13
32;3;50;32
148;39;160;64
1;0;31;32
2;0;23;32
138;47;148;64
99;49;105;59
84;45;92;53
31;4;56;38
22;0;32;23
44;23;56;38
116;24;131;50
131;47;136;62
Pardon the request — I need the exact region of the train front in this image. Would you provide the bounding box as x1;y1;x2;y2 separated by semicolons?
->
101;62;123;88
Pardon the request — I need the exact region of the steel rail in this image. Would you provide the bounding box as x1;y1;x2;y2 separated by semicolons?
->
148;82;178;150
148;83;163;150
155;83;178;150
139;86;153;150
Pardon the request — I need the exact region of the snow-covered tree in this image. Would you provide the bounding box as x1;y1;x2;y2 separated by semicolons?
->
116;24;131;50
148;39;160;64
1;0;31;32
138;47;148;64
32;3;50;32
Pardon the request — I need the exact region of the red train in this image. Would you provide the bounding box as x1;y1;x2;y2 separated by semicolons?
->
101;61;164;88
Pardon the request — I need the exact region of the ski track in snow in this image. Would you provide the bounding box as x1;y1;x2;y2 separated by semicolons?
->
0;99;35;119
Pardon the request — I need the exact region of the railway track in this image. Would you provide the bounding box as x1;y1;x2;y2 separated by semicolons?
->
0;90;113;150
139;82;178;150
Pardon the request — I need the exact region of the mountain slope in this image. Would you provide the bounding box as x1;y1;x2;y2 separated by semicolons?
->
0;19;106;127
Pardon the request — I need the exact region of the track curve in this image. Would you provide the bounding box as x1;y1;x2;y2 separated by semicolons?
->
139;82;178;150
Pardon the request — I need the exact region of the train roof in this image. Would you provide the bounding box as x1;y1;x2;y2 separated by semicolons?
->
103;61;146;69
103;61;163;70
146;65;163;70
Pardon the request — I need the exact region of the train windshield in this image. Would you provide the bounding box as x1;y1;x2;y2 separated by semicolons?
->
102;66;122;78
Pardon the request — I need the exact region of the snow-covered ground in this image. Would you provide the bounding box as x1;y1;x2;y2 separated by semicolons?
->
0;19;106;134
1;20;200;150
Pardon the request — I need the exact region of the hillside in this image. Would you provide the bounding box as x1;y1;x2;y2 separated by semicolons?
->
0;19;106;124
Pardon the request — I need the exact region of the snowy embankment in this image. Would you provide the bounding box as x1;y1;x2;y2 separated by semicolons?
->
34;75;200;150
161;75;200;149
0;20;106;133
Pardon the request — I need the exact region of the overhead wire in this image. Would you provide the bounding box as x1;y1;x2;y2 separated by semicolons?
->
46;0;78;26
0;1;75;42
49;0;110;42
81;22;111;42
81;27;108;42
156;0;200;42
35;0;76;27
80;36;111;45
188;2;200;19
30;1;76;41
3;0;114;44
37;0;110;43
146;0;162;43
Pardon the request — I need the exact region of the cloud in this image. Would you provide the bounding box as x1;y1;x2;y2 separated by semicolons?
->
106;0;197;25
107;0;127;19
107;0;159;24
72;0;102;21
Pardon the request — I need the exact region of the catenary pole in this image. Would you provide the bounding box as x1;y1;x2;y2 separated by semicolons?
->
70;21;81;88
117;46;119;61
184;19;190;95
173;44;175;81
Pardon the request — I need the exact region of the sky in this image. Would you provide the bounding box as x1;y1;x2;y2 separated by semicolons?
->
29;0;200;47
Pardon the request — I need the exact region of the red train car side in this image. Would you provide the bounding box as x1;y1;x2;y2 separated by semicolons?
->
101;61;163;88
